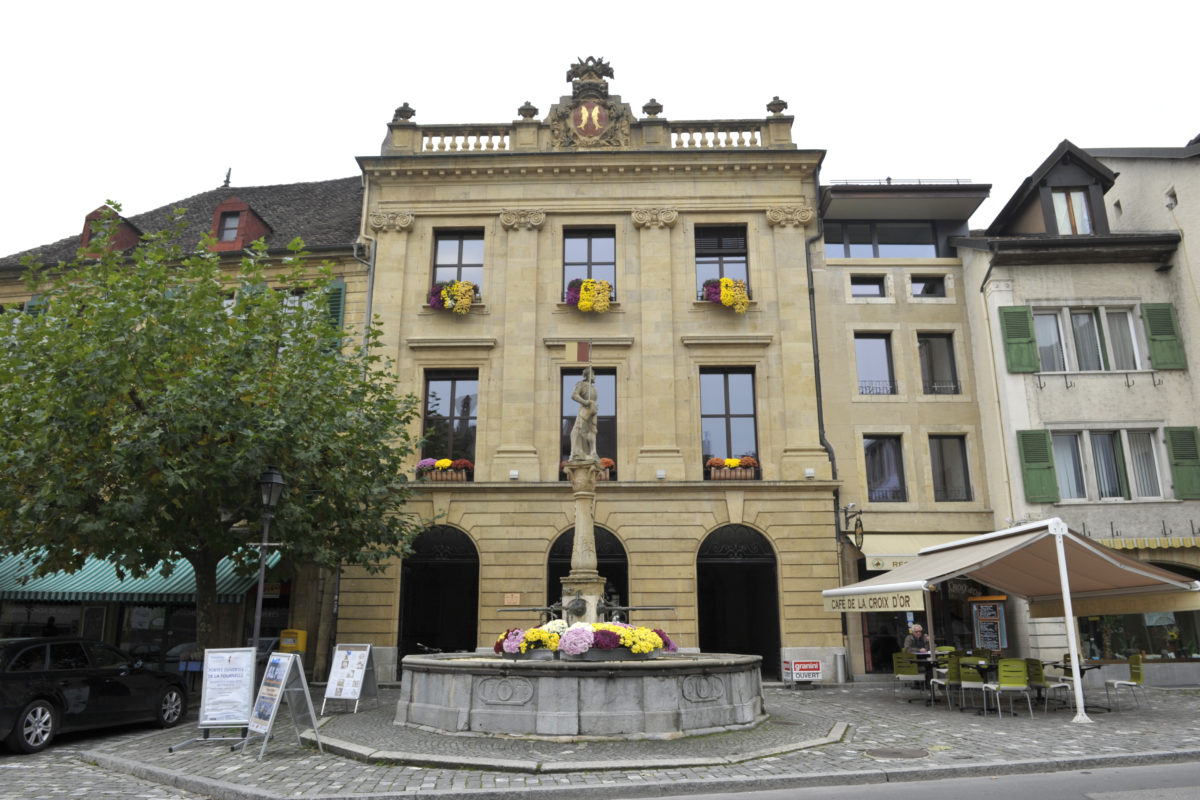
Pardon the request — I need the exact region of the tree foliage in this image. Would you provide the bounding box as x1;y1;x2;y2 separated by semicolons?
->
0;206;424;646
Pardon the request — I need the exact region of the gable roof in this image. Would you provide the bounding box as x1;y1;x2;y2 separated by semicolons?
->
986;140;1117;236
0;176;363;270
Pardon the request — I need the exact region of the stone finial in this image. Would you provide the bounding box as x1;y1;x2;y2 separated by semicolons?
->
766;96;788;116
642;98;663;118
392;102;416;123
518;101;538;120
499;209;547;231
631;207;679;229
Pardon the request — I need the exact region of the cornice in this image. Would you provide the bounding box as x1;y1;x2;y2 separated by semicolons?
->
405;337;498;350
681;334;774;347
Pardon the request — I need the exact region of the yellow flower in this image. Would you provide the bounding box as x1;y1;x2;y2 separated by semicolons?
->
578;279;596;312
435;458;453;470
450;281;474;315
591;280;611;313
521;628;560;652
718;277;749;313
724;458;741;468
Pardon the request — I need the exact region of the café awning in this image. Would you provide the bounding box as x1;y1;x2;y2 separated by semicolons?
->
0;551;282;604
822;517;1199;722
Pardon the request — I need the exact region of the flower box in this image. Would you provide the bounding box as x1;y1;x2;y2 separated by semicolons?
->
501;649;556;661
560;648;661;662
709;467;756;481
429;469;468;482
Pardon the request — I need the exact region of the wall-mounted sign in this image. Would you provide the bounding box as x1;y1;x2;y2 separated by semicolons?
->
823;590;924;613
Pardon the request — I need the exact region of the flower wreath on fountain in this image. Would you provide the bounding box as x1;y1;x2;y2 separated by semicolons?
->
494;619;678;659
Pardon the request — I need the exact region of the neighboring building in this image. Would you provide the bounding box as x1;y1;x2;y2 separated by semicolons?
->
345;58;840;680
954;140;1200;662
816;180;999;672
0;177;365;675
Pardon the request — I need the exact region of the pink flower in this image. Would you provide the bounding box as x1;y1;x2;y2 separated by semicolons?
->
502;628;525;654
559;626;594;655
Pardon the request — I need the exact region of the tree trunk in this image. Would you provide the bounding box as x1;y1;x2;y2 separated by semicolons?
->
189;548;221;651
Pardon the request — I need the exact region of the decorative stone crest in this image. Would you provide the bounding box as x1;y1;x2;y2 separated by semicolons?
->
631;207;679;229
498;209;546;231
682;674;726;703
368;209;415;233
477;676;535;706
766;203;815;228
550;57;631;149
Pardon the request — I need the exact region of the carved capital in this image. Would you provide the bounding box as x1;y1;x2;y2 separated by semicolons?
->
368;208;415;233
631;207;679;229
766;203;815;228
499;209;546;230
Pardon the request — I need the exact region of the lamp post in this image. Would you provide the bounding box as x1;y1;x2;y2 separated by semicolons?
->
252;467;285;656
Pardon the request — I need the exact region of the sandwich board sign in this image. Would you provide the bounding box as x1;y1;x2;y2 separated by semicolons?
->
322;643;378;714
168;647;255;752
237;652;323;760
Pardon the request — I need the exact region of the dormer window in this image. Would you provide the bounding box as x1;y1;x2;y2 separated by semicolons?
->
1052;189;1092;234
218;211;240;242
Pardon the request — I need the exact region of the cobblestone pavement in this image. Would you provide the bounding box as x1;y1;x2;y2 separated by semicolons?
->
10;683;1194;800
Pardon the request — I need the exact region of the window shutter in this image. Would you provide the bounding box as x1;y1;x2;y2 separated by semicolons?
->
1166;427;1200;500
999;306;1039;373
1142;303;1186;370
1017;430;1059;503
326;279;346;330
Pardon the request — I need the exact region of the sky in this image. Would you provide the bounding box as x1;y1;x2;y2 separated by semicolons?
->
2;1;1197;258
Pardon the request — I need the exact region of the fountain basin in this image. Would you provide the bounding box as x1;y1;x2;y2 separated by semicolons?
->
396;652;765;739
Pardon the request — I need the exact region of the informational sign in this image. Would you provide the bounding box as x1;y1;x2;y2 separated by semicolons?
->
168;647;256;752
240;652;323;760
971;597;1008;651
781;660;822;683
823;589;924;613
322;644;378;714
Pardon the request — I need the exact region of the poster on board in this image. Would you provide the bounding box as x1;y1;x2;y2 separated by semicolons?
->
168;647;256;752
322;643;378;714
239;652;323;760
971;597;1008;651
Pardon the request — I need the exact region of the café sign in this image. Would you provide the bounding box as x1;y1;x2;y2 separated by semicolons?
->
823;589;924;612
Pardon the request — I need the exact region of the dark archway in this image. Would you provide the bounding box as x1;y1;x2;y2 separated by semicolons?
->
697;525;781;678
547;527;629;617
398;526;479;660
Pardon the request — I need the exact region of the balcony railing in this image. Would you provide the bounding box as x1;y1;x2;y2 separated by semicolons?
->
934;487;972;502
668;121;764;149
420;125;511;153
858;380;897;395
868;487;907;502
922;380;961;395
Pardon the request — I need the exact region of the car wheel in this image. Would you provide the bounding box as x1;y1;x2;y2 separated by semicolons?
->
7;699;56;753
157;686;186;728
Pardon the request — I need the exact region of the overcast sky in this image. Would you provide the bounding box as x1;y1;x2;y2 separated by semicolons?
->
3;1;1196;258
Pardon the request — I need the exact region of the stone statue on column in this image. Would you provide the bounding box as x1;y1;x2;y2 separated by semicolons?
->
562;365;605;624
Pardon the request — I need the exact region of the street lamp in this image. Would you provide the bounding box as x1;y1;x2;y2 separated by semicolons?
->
252;467;285;657
840;503;864;550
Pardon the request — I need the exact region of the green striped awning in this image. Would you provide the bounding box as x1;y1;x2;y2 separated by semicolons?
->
0;551;282;604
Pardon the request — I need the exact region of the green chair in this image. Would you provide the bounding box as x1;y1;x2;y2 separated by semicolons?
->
984;658;1034;718
957;656;988;713
892;651;923;698
1025;658;1071;712
929;652;960;709
1104;654;1146;710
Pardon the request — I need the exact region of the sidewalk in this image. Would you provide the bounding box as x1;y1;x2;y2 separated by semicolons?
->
79;682;1200;799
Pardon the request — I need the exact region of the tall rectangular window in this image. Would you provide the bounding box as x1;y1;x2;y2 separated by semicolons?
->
695;225;749;298
1034;312;1067;371
864;435;906;502
1071;310;1105;371
423;371;478;464
1106;310;1140;370
1052;433;1085;499
1127;431;1161;498
1091;431;1128;499
917;334;959;394
700;369;758;465
1052;189;1093;234
930;435;971;501
561;369;616;477
563;229;616;300
218;211;240;242
433;231;484;290
855;333;895;395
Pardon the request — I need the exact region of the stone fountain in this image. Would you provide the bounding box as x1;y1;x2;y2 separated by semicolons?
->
395;367;765;739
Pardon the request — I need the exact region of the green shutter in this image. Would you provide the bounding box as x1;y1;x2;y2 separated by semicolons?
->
1017;429;1060;503
1000;306;1040;373
1142;303;1186;370
326;279;346;330
1166;427;1200;500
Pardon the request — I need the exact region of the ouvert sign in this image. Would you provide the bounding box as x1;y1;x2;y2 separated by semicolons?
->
822;589;925;612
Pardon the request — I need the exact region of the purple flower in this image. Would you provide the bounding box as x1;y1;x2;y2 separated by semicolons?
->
592;630;621;650
653;629;678;652
428;284;445;309
416;458;437;474
559;626;594;655
502;628;525;654
703;281;722;304
566;286;581;305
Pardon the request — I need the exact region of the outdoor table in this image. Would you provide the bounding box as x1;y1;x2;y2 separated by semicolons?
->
913;652;940;706
1050;661;1110;712
957;657;998;714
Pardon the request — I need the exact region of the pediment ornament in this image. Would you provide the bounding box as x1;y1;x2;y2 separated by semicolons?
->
368;209;415;233
766;203;815;227
631;207;679;229
498;209;547;231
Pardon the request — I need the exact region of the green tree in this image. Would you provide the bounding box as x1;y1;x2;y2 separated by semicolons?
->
0;207;423;648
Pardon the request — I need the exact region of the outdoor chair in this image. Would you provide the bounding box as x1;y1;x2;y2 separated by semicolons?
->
892;650;923;698
1026;657;1072;712
929;652;960;709
958;656;988;714
1104;654;1147;710
984;658;1034;718
933;645;955;677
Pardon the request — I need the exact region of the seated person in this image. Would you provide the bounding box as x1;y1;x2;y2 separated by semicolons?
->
903;624;930;653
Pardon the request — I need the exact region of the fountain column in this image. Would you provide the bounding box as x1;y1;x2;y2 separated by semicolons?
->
561;462;606;625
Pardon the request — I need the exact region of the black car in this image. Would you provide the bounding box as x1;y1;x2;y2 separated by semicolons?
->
0;637;188;753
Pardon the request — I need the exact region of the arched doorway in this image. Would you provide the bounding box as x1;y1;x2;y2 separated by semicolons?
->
697;525;781;678
547;527;629;618
398;526;478;659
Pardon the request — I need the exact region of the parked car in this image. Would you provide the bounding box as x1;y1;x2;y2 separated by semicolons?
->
0;637;188;753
